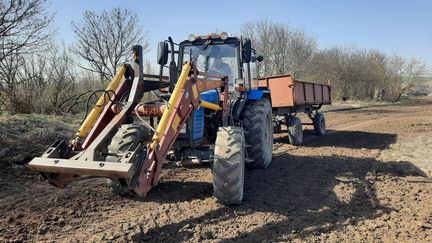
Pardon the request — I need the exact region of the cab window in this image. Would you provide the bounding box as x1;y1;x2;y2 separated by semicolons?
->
182;43;239;89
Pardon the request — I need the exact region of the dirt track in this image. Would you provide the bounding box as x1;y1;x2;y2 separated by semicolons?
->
1;98;432;242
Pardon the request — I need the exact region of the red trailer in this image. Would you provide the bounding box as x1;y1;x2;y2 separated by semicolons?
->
258;74;331;145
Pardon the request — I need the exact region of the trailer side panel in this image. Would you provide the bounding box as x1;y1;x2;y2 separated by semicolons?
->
258;75;331;108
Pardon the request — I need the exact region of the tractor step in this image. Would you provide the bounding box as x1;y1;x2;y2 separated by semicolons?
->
28;157;134;178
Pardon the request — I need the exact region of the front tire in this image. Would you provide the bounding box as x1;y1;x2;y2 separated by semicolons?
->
106;124;151;195
241;98;273;168
212;127;245;205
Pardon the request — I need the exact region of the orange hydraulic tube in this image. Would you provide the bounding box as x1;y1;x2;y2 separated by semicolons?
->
135;104;167;117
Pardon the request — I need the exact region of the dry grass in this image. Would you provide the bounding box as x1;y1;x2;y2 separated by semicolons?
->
0;114;76;168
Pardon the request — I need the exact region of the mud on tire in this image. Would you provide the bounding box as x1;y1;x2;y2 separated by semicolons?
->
212;126;245;205
106;124;151;196
241;98;273;168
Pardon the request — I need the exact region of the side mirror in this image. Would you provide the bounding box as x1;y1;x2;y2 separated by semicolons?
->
242;38;252;63
256;55;264;62
157;41;168;65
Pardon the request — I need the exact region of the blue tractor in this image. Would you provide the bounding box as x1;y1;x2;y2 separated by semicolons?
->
156;33;274;204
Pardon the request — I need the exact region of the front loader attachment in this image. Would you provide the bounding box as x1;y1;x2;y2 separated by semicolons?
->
28;138;144;189
28;45;228;196
30;158;133;178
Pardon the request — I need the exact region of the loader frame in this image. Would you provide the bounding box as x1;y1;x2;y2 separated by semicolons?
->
29;45;229;196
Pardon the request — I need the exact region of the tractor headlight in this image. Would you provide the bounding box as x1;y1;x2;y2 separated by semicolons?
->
220;32;228;40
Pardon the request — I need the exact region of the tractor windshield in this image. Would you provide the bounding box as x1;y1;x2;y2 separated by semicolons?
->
183;43;238;87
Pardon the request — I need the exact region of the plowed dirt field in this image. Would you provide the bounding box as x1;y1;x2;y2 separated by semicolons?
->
1;97;431;242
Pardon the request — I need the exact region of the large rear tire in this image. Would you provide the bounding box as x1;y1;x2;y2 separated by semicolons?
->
241;98;273;168
212;127;245;205
287;116;303;146
106;124;151;195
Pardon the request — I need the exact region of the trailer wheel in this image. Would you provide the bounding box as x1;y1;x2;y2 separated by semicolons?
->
287;116;303;146
313;112;326;136
241;98;273;168
106;124;151;196
212;127;245;205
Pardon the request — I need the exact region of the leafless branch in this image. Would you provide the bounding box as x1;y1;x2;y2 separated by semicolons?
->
71;7;149;83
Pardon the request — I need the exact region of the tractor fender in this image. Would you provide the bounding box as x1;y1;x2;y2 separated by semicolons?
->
232;89;272;120
247;89;265;100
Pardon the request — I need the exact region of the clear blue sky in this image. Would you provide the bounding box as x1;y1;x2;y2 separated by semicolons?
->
49;0;432;68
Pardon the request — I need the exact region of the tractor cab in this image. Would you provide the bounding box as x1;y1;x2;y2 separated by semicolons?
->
180;35;238;90
157;32;263;94
155;33;268;156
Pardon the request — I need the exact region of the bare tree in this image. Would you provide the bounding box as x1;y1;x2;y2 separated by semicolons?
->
0;44;77;113
0;52;27;112
287;30;317;78
144;59;155;75
304;45;428;101
0;0;53;112
241;20;274;77
241;20;316;79
38;45;77;113
386;56;427;101
0;0;54;62
241;20;429;102
71;7;149;83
